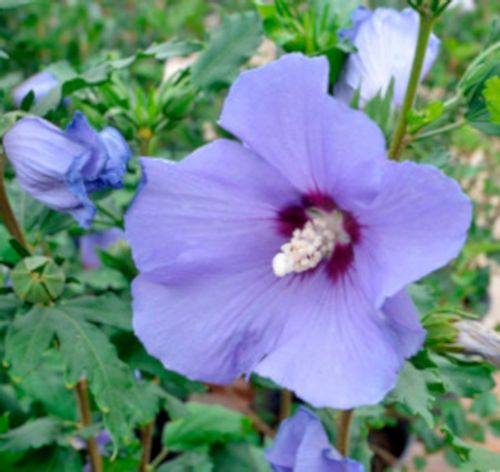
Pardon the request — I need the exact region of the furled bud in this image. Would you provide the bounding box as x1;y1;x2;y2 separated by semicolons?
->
10;256;65;305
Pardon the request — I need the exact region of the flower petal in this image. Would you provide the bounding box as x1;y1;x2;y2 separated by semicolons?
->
351;161;472;305
125;139;299;275
219;53;387;203
256;274;424;408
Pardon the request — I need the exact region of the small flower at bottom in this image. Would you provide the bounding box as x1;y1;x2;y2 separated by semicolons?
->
335;7;440;107
125;54;471;409
3;112;131;228
267;407;363;472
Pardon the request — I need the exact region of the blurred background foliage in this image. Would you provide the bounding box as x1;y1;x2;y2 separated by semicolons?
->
0;0;499;471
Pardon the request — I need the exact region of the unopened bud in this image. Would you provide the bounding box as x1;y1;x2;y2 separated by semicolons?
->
10;256;65;305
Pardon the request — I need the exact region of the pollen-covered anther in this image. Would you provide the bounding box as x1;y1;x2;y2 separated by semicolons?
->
272;210;351;277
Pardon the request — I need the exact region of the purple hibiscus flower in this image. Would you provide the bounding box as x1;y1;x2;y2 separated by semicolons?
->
12;70;59;107
79;228;125;270
335;7;440;107
267;407;363;472
125;54;471;408
3;112;131;228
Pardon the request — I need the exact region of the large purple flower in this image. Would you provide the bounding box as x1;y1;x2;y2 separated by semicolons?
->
335;8;440;107
125;54;471;408
267;407;363;471
3;112;131;228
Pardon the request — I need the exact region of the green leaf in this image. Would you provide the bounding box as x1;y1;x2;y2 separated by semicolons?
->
386;362;435;427
18;350;76;420
51;306;147;444
0;49;8;59
483;76;500;124
143;40;202;60
60;294;132;331
443;426;500;471
158;452;213;472
163;403;253;451
191;12;263;90
0;418;63;452
363;78;395;138
211;443;271;472
4;307;55;379
470;392;498;418
431;354;495;397
15;446;82;472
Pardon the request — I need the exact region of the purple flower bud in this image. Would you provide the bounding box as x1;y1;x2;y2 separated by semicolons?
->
12;71;59;107
79;228;125;269
267;407;364;471
335;8;440;107
3;112;131;228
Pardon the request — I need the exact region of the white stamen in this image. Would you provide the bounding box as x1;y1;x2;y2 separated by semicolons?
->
272;210;350;277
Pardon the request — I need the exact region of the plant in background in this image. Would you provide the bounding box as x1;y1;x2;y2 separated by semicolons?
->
0;0;498;471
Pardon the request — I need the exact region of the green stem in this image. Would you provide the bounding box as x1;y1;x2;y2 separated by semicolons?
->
336;409;354;457
150;447;169;470
0;154;29;251
388;13;436;160
414;119;466;141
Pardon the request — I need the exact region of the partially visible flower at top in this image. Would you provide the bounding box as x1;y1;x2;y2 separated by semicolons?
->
335;7;440;107
79;228;125;270
126;54;471;409
449;0;475;11
12;71;59;108
267;407;364;472
3;112;131;228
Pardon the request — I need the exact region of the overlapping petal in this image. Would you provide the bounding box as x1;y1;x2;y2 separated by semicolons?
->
349;161;472;305
126;139;299;275
219;53;387;206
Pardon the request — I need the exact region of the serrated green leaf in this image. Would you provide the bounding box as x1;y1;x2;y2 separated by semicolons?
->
52;307;135;442
191;12;263;90
443;426;500;471
0;418;63;452
164;403;253;451
60;294;132;331
387;363;435;427
18;350;76;420
431;354;495;397
4;307;55;379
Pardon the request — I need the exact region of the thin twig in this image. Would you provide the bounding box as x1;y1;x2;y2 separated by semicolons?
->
336;409;354;457
0;154;28;250
279;389;292;421
139;421;154;472
75;379;102;472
